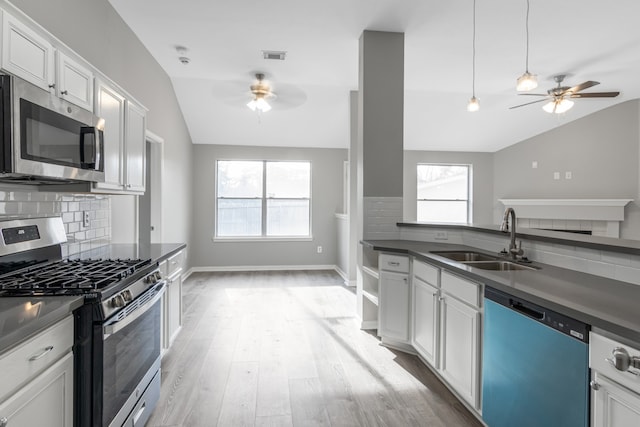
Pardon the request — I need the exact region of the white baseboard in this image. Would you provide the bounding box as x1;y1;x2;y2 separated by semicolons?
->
182;268;194;282
360;320;378;330
191;264;338;273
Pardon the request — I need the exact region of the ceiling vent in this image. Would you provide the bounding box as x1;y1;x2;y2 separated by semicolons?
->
262;50;286;60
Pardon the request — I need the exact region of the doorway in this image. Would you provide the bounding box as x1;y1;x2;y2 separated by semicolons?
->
138;131;163;246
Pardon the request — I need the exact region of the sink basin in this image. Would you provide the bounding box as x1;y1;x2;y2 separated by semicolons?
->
463;261;538;271
432;251;500;262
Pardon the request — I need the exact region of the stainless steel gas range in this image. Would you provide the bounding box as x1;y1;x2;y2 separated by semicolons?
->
0;217;165;427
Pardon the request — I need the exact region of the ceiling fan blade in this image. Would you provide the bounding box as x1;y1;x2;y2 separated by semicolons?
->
566;80;599;94
517;93;548;96
509;98;549;109
570;91;620;98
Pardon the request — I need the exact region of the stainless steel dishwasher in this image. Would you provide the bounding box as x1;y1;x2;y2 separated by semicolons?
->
482;287;590;427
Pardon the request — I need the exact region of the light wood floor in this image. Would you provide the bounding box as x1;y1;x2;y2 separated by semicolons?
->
147;270;483;427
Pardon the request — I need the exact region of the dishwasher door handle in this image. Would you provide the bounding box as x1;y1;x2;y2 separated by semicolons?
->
509;300;545;320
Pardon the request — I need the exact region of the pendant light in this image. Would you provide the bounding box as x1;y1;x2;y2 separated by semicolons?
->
516;0;538;91
467;0;479;112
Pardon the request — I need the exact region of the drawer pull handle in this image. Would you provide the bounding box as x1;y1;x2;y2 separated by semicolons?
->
29;346;54;361
590;380;600;391
0;416;7;427
388;261;400;267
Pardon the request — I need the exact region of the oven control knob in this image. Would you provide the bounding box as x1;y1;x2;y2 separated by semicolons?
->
111;294;125;308
122;290;133;302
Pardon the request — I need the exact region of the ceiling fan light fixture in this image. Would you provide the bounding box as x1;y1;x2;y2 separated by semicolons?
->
516;71;538;92
542;98;574;114
247;96;271;113
467;96;480;112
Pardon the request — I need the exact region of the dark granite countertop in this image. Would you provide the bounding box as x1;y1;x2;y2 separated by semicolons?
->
0;296;84;355
68;243;186;265
363;239;640;344
1;243;186;355
398;222;640;255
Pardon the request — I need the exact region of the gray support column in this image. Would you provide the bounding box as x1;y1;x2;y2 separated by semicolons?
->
355;30;404;328
358;30;404;240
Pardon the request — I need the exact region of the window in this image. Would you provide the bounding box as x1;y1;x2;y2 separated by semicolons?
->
216;160;311;237
417;164;470;223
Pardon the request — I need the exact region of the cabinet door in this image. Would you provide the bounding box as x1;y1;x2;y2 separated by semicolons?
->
56;51;93;111
592;373;640;427
165;270;183;348
379;270;410;342
412;277;439;367
124;100;146;192
94;79;125;190
0;352;73;427
439;294;480;409
1;11;55;91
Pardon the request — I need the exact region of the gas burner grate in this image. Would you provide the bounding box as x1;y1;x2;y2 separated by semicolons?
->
0;258;151;296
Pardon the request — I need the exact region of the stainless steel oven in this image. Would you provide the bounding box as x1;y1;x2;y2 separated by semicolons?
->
0;74;105;184
102;280;165;427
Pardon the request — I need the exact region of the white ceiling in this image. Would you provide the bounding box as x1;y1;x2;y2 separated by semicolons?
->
109;0;640;152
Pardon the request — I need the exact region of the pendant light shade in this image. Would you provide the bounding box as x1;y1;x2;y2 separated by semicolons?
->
468;0;479;112
516;0;537;92
467;96;480;112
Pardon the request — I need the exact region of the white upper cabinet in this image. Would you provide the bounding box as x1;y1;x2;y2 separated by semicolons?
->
56;51;93;111
1;10;55;91
124;100;146;193
94;79;125;190
1;11;94;111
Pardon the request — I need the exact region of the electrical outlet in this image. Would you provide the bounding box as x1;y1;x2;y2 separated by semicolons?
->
565;171;572;179
553;172;560;180
435;231;448;240
532;161;538;169
83;211;90;228
317;246;323;254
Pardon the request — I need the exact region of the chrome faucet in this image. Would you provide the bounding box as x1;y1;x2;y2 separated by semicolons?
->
501;207;523;260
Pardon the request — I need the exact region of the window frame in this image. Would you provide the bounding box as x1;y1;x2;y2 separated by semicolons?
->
416;163;472;224
214;159;313;241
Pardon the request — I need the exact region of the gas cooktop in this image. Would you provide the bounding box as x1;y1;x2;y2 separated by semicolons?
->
0;258;151;296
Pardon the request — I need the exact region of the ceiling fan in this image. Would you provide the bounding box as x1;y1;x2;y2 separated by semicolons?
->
510;75;620;114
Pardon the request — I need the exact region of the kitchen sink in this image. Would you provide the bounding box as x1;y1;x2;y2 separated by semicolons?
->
463;260;538;271
432;251;500;262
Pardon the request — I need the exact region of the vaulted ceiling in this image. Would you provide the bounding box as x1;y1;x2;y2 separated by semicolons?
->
109;0;640;152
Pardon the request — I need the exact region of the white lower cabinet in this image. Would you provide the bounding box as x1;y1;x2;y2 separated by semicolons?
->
379;269;410;342
0;352;73;427
591;331;640;427
0;315;74;427
412;276;439;367
592;373;640;427
161;249;185;352
438;292;480;409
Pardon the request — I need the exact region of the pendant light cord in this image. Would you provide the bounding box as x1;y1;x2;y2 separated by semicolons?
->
525;0;530;72
472;0;476;97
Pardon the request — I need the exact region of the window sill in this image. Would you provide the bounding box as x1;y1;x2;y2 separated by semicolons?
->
212;236;314;243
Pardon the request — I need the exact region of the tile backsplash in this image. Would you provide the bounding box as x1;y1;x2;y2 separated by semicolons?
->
0;190;111;257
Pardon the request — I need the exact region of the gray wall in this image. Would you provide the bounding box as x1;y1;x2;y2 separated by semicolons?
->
494;100;640;239
191;145;348;268
404;151;494;225
9;0;194;257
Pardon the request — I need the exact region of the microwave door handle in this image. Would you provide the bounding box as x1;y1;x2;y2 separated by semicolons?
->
103;282;166;339
79;127;96;169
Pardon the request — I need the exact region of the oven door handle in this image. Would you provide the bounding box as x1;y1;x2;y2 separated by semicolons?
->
103;282;166;339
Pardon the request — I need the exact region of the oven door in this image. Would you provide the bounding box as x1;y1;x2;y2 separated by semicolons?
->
9;75;105;182
102;281;165;427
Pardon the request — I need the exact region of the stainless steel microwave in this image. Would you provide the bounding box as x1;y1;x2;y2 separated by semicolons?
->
0;74;104;184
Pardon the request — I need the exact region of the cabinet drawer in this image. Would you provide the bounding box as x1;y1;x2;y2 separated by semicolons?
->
590;332;640;395
441;271;480;307
0;315;74;402
413;259;439;286
166;250;185;277
379;253;409;273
